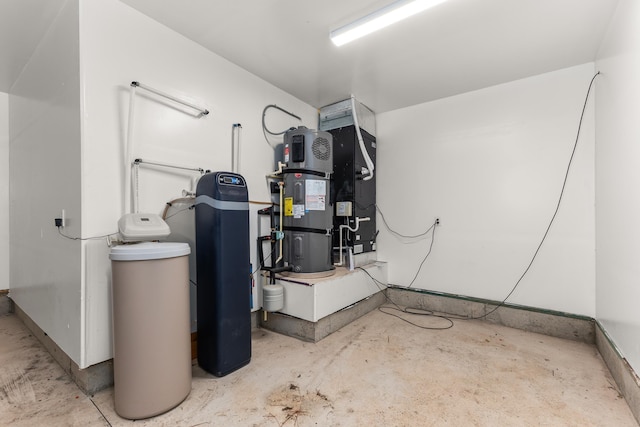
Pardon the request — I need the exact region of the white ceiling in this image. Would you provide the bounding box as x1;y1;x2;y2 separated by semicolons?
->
1;0;619;113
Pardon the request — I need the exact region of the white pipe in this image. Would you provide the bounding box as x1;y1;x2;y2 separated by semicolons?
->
350;95;375;181
124;84;137;214
231;123;242;173
266;161;287;179
131;81;209;117
132;162;140;214
275;181;285;265
335;216;371;266
135;158;205;173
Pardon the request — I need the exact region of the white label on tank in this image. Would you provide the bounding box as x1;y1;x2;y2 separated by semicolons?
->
354;244;364;254
293;204;305;218
305;179;326;211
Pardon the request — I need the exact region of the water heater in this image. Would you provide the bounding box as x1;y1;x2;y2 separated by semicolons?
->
282;127;334;273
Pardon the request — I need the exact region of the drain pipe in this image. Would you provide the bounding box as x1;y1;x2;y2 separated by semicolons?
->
335;217;370;267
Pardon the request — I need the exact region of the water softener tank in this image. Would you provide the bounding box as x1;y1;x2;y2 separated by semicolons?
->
195;172;251;376
282;126;333;273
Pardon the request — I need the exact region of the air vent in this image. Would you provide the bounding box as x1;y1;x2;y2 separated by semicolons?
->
312;137;331;161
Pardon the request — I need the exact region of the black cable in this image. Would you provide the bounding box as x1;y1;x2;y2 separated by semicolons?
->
252;252;273;276
89;397;112;427
57;228;117;241
463;71;601;320
357;266;453;330
378;306;454;330
404;221;437;288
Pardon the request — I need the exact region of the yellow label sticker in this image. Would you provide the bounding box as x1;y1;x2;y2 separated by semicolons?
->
284;197;293;216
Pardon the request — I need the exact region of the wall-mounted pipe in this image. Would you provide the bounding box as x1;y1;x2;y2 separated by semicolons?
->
231;123;242;173
125;81;209;214
131;81;209;117
133;158;206;174
124;84;137;215
131;158;208;212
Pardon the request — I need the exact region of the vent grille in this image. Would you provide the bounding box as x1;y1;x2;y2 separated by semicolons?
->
312;137;331;161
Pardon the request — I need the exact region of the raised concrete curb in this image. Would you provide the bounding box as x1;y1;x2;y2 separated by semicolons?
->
0;290;13;316
14;303;113;395
260;291;386;342
386;287;595;343
596;322;640;425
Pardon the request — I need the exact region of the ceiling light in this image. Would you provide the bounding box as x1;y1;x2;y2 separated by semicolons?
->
330;0;449;47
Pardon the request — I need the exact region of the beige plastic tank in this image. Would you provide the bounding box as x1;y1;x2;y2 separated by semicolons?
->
110;242;192;420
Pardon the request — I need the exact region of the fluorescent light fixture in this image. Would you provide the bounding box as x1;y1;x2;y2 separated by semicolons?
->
330;0;449;46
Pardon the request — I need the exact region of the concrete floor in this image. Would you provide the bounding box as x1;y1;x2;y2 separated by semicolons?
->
1;308;637;427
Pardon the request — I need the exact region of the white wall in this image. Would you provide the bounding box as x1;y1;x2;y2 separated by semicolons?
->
0;92;8;290
79;0;317;367
595;0;640;373
9;0;83;363
377;63;596;316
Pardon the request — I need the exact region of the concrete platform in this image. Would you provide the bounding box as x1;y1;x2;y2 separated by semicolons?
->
260;291;386;342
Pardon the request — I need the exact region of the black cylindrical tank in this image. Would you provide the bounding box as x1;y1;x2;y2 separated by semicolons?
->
195;172;251;377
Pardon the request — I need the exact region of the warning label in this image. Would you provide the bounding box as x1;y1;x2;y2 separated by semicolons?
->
305;179;326;211
284;197;293;216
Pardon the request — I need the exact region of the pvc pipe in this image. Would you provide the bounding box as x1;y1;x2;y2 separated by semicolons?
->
335;217;371;266
131;81;209;117
124;84;137;214
350;95;375;181
231;123;242;173
132;162;140;214
275;181;285;265
134;158;205;173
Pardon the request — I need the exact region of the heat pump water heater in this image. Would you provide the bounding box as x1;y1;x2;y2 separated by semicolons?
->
281;127;334;273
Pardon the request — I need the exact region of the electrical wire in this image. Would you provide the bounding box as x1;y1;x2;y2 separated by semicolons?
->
378;306;454;330
262;104;301;148
163;205;195;220
252;250;274;278
403;221;436;288
460;71;601;320
357;266;453;330
376;204;435;239
57;228;117;241
369;217;437;288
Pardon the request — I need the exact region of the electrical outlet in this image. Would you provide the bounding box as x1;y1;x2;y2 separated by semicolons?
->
54;210;66;228
435;218;440;226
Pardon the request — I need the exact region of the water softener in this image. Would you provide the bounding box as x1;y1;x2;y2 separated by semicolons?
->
195;172;251;376
282;127;334;273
